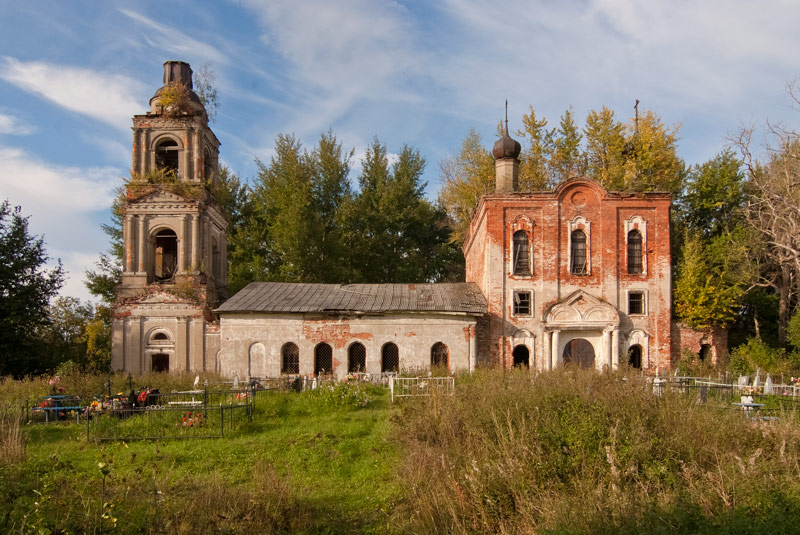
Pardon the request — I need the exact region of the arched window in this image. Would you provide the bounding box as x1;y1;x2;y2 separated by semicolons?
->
152;332;169;341
281;343;299;374
513;230;530;276
381;343;399;373
628;345;642;369
348;343;366;373
153;229;178;282
699;344;711;361
627;230;643;274
431;342;448;368
512;345;529;367
570;229;587;274
315;343;333;375
155;138;179;176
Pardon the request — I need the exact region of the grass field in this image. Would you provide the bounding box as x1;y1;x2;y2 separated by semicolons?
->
2;381;399;534
3;369;800;534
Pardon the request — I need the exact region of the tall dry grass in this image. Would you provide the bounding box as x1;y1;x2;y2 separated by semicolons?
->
0;404;27;464
392;367;800;534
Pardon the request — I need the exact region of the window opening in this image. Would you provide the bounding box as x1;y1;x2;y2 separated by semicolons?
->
348;343;366;373
563;338;595;369
381;343;399;373
211;237;220;279
153;332;169;341
570;229;587;274
513;230;530;276
281;343;299;374
431;342;448;368
628;292;645;315
155;139;179;176
315;343;333;375
628;345;642;369
627;230;643;274
154;229;178;282
698;344;711;361
151;353;169;372
204;148;214;182
513;291;532;316
512;345;530;367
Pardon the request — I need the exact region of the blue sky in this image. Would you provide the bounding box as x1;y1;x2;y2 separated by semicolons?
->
2;0;799;302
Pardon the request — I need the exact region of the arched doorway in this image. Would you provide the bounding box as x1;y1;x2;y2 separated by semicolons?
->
512;345;529;367
699;344;711;361
563;338;595;369
628;344;642;369
151;353;169;372
153;229;178;282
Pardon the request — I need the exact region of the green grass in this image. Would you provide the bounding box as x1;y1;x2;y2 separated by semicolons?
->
1;384;399;534
5;370;800;534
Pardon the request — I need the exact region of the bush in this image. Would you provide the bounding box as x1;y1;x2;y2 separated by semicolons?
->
728;336;800;376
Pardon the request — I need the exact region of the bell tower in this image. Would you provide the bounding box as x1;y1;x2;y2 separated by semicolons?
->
112;61;226;374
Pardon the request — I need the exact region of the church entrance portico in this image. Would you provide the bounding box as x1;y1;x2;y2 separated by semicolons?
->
542;290;621;371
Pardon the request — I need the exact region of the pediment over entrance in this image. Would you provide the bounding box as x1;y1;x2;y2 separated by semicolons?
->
543;290;619;329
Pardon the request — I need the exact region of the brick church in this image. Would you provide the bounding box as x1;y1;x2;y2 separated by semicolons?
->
111;61;721;378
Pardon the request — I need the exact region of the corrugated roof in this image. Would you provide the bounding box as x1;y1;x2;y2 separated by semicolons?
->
216;282;487;315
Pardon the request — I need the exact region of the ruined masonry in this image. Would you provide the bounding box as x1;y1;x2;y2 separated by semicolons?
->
112;61;721;378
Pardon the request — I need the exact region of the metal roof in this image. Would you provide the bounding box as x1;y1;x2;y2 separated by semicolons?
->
216;282;487;315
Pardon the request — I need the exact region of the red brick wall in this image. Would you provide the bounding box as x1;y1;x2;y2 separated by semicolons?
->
463;178;673;371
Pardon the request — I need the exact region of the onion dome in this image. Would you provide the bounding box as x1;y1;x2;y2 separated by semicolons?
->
492;133;521;160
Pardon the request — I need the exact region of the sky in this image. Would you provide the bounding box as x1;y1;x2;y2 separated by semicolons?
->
1;0;800;303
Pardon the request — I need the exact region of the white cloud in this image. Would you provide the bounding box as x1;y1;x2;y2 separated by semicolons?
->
235;0;422;135
118;8;228;66
0;112;35;135
0;145;121;302
0;57;144;130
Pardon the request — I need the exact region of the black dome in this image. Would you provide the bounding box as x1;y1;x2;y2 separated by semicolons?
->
492;134;521;160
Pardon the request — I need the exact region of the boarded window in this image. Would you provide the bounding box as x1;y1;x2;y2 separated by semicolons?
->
628;344;642;369
381;343;399;373
154;229;178;282
431;342;448;368
513;230;530;276
155;139;179;176
348;343;366;373
627;230;643;274
628;292;645;315
513;291;532;316
315;343;333;375
281;343;299;374
570;229;587;274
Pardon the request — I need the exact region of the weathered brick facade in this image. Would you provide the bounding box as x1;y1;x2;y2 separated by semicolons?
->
463;178;673;372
